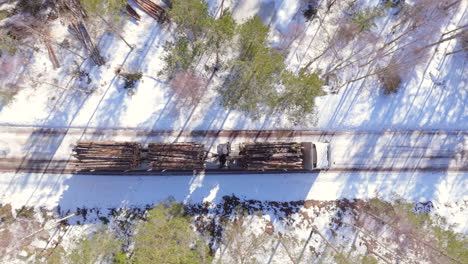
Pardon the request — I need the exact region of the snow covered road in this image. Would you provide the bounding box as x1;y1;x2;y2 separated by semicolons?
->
0;126;466;172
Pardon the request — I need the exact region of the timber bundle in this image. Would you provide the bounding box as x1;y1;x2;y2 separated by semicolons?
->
126;4;141;21
132;0;169;23
239;142;305;171
72;142;141;171
69;22;105;66
147;143;205;170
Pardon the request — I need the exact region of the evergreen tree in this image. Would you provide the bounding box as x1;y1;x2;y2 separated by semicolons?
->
277;70;325;124
131;201;211;264
221;15;284;116
65;228;124;264
169;0;211;41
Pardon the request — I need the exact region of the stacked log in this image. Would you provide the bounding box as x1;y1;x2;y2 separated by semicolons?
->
147;143;205;170
72;142;141;171
239;142;305;171
132;0;169;23
69;22;105;66
126;4;141;21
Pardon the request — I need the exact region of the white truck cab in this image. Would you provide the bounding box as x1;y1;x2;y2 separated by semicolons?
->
303;142;330;170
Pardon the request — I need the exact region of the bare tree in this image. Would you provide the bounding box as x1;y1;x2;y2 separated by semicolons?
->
279;22;306;51
170;71;207;105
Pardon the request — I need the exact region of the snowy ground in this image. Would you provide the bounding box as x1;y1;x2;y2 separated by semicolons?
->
1;170;466;232
0;1;466;262
0;0;466;131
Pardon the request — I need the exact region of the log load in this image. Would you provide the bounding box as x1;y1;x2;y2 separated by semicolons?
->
132;0;169;23
147;143;205;170
239;142;305;171
72;141;141;171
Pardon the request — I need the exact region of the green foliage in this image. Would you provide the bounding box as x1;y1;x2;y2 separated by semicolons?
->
131;201;212;264
120;72;143;89
0;10;11;20
238;15;270;61
161;37;206;75
80;0;125;17
395;199;433;228
361;255;378;264
0;203;14;224
430;218;468;262
222;47;285;115
221;15;283;115
169;0;210;40
222;15;324;122
367;197;468;263
208;9;237;67
208;10;237;47
351;6;385;32
277;70;324;124
333;253;352;264
112;251;129;264
16;206;35;219
0;33;18;55
163;1;236;76
44;247;66;264
67;228;124;264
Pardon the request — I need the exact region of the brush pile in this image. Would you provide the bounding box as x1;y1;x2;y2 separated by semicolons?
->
239;142;305;171
69;22;105;66
133;0;169;23
147;143;205;170
72;142;141;171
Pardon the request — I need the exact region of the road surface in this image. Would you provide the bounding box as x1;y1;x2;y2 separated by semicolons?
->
0;126;466;173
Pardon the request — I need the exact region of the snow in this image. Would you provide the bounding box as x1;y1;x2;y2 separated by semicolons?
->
0;0;466;251
0;0;465;131
0;170;466;231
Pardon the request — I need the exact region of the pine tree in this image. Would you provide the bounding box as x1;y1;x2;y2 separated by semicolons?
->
277;70;325;124
169;0;211;41
131;201;212;264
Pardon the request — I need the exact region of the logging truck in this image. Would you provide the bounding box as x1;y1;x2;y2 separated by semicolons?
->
72;141;330;172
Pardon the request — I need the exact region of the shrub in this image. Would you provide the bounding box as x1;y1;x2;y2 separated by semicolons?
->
0;32;18;55
378;62;402;94
16;206;35;219
120;72;142;89
14;0;43;16
303;1;319;21
351;6;385;32
0;204;14;224
0;10;11;20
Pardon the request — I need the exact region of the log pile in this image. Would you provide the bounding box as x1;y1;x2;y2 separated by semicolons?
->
239;142;305;171
69;22;105;66
126;4;141;21
72;142;141;171
132;0;169;23
147;143;205;170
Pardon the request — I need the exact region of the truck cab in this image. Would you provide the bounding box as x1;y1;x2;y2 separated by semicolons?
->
303;142;330;170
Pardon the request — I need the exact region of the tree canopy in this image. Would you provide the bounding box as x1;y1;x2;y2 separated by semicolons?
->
131;201;212;264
